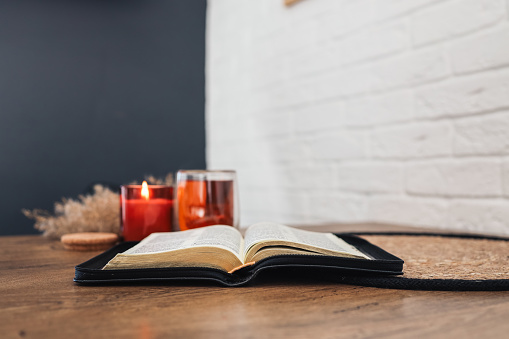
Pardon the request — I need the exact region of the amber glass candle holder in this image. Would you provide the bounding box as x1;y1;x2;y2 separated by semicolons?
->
120;182;174;241
176;170;239;231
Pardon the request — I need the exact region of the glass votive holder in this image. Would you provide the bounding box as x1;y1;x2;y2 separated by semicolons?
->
176;170;239;231
120;182;174;241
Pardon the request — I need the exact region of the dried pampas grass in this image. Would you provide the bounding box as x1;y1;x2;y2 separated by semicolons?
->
144;173;174;186
23;185;120;239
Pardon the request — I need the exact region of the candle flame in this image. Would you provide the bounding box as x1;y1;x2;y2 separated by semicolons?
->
141;181;150;200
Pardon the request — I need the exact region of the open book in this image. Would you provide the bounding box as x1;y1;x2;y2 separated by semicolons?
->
103;222;371;273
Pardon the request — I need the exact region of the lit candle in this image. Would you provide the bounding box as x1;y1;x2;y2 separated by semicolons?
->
121;181;174;241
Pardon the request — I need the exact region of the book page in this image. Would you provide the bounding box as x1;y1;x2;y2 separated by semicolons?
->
244;222;370;259
123;225;244;261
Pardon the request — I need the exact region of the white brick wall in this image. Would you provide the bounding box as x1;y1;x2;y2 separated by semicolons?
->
206;0;509;235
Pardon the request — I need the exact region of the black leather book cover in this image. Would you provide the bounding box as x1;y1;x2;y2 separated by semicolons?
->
74;233;404;286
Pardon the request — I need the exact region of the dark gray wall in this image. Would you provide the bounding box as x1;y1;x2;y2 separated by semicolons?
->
0;0;206;235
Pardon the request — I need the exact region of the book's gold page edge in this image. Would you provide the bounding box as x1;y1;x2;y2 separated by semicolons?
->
102;246;243;273
245;240;368;263
248;247;321;262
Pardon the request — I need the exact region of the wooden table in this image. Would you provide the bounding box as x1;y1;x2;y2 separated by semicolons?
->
2;224;509;338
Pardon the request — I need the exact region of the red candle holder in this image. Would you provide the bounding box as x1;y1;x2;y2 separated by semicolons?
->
120;182;174;241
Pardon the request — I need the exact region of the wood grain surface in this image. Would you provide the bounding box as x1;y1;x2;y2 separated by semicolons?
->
2;224;509;338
